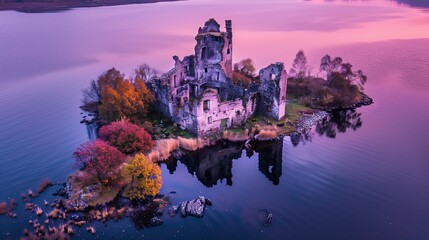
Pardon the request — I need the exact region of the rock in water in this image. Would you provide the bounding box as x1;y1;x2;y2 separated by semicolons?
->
179;196;212;218
168;205;179;217
180;202;188;217
266;213;273;224
35;206;43;216
150;216;163;226
86;226;96;234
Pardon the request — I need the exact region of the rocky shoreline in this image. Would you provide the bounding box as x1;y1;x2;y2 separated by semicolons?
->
318;92;374;112
294;111;329;134
12;179;213;239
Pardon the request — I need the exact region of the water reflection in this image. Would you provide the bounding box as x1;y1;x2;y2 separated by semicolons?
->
166;141;242;187
166;139;284;186
315;109;363;138
291;109;363;146
252;140;283;185
85;122;99;140
391;0;429;8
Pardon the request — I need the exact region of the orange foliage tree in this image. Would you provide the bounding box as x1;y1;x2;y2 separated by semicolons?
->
84;68;155;124
124;154;162;199
232;58;256;88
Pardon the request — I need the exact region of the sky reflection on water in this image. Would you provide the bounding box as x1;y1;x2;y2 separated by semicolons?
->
0;0;429;239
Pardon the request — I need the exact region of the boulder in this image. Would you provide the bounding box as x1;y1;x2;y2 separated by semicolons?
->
168;205;179;217
179;196;212;218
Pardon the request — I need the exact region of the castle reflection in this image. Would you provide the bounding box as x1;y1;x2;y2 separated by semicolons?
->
252;140;283;185
166;141;242;187
166;109;364;187
166;139;284;187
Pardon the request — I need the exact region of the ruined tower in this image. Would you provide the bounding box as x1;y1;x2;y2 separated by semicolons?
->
223;20;233;79
194;19;233;83
148;18;288;137
258;63;287;120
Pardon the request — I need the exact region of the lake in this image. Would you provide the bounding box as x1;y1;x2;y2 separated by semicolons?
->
1;0;429;239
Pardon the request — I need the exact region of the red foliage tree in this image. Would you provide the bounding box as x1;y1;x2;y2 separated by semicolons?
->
73;140;126;185
99;120;154;154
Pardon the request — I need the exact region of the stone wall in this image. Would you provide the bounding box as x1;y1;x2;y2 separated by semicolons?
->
258;63;287;120
148;18;288;137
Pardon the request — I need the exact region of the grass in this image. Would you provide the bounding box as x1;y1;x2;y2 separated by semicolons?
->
146;111;195;139
88;183;123;206
285;100;314;123
222;100;312;140
67;172;125;207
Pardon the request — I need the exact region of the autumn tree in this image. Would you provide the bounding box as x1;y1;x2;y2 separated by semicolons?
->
124;154;162;199
81;68;155;123
99;120;154;155
82;68;124;107
73;140;126;185
234;58;256;77
232;58;256;88
96;68;155;123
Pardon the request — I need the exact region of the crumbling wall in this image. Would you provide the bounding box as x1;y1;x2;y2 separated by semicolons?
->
221;20;233;79
258;63;287;120
191;89;247;136
148;18;288;137
150;78;172;118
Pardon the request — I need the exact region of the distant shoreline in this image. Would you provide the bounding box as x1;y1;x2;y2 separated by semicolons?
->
0;0;180;13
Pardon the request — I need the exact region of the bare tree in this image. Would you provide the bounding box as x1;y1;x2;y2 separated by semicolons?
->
82;79;100;106
289;50;308;78
134;64;160;82
320;55;344;80
319;54;367;90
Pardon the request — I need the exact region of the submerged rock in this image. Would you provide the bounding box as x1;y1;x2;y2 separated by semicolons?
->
266;213;273;224
86;226;96;234
150;216;163;226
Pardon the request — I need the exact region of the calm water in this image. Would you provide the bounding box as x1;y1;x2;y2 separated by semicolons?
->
1;0;429;239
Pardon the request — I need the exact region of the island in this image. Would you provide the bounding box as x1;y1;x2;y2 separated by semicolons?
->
1;18;373;239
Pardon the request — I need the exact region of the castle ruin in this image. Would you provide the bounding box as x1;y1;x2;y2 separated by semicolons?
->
148;18;287;136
